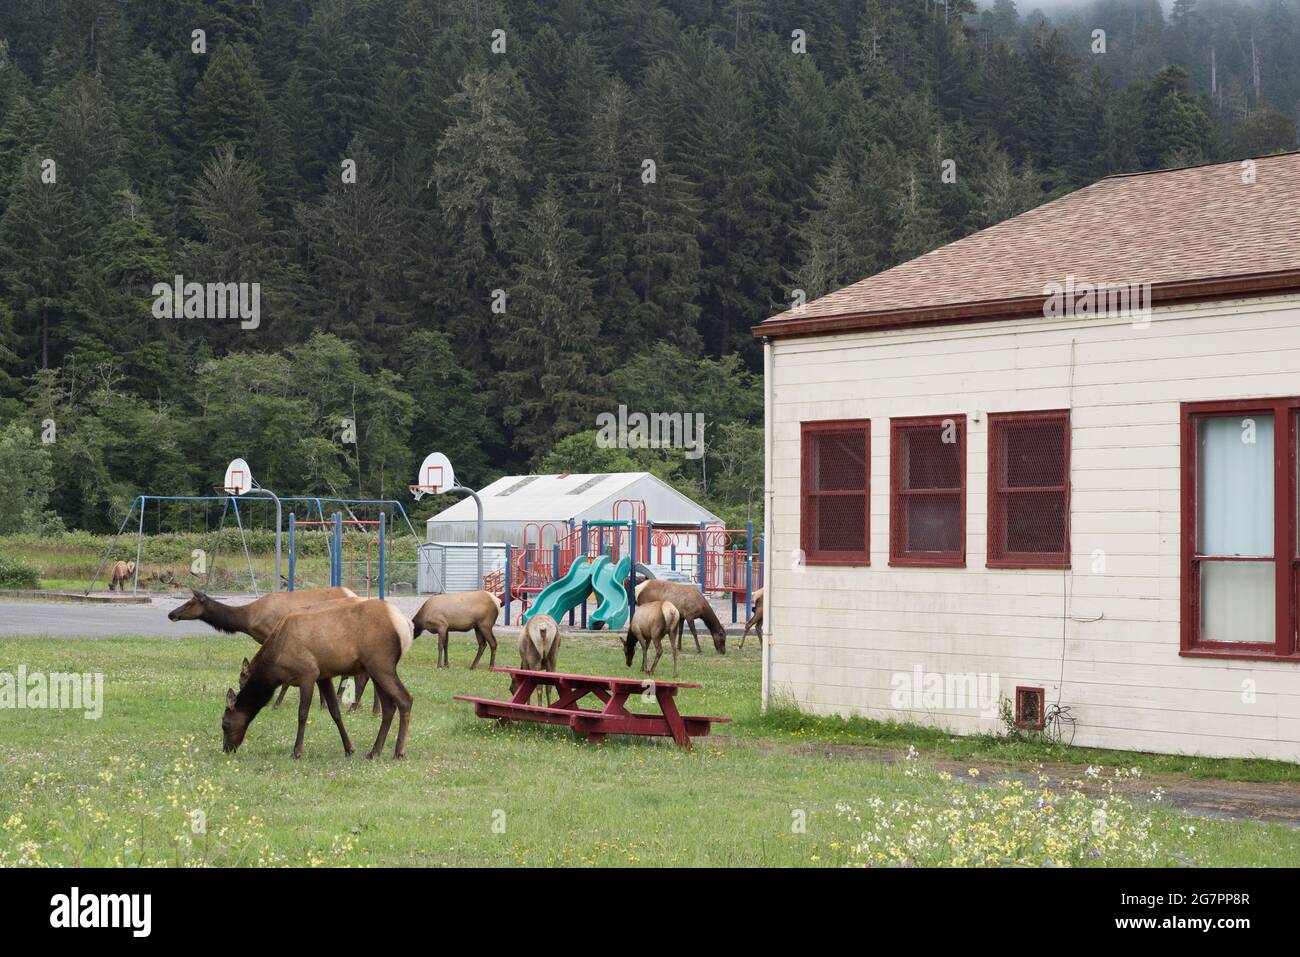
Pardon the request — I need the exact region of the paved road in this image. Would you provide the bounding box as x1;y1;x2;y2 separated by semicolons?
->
1;592;751;638
0;596;224;637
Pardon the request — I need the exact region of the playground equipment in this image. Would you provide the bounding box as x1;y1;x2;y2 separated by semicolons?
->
521;554;632;630
87;487;422;596
288;511;391;598
488;501;764;631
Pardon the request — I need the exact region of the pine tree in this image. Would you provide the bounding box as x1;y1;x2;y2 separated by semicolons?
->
493;183;601;462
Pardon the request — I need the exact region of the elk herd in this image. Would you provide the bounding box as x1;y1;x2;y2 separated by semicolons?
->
171;578;763;760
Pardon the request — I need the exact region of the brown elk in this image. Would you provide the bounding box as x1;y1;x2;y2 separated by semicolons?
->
169;587;358;708
411;590;502;669
221;598;414;759
109;560;136;591
512;614;560;705
634;580;726;655
739;588;764;650
625;600;683;677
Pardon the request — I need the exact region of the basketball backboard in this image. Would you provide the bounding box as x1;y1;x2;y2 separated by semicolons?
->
410;452;454;499
222;458;253;495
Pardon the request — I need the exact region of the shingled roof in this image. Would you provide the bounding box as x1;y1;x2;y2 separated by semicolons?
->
755;151;1300;340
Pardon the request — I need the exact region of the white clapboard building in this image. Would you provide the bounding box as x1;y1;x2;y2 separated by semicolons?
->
754;152;1300;761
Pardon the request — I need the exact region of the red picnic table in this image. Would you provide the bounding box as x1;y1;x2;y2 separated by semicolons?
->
453;667;731;749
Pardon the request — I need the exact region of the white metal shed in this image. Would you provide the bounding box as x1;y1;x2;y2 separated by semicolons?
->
425;472;721;546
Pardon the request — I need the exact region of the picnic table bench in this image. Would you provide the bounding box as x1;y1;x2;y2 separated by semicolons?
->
453;667;730;749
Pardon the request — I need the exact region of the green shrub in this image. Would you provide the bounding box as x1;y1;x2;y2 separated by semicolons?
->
0;553;41;588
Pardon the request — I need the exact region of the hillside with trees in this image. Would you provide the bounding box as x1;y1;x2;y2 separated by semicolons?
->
0;0;1296;531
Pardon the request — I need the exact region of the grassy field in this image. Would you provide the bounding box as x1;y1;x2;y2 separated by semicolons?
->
3;631;1300;867
1;531;418;595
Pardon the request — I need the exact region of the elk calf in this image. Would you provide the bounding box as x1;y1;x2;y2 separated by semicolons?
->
109;560;136;591
625;600;683;677
513;614;560;705
412;590;502;670
221;598;414;760
634;580;726;655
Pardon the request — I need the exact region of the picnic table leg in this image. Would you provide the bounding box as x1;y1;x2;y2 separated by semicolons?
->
577;689;630;743
655;688;692;749
502;674;540;720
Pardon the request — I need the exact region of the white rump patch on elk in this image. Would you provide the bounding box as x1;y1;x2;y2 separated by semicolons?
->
384;603;415;656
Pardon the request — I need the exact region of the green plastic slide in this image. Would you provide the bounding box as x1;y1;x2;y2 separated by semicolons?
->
521;556;593;624
589;554;631;631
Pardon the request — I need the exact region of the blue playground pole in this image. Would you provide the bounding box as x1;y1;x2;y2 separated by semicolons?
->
332;512;343;587
287;513;296;591
671;542;677;571
745;521;754;619
504;544;512;626
378;511;386;600
627;520;638;615
580;521;588;629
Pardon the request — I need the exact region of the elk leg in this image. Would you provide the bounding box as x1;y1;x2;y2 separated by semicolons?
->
318;678;353;756
368;687;395;759
348;672;369;713
639;638;649;673
671;633;679;677
369;670;412;759
468;627;486;670
292;679;315;759
484;625;498;668
273;684;290;709
438;626;451;669
688;618;702;653
648;638;663;675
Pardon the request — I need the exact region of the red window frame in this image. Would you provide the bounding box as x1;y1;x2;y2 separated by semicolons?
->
889;414;966;567
1180;398;1300;661
800;419;871;566
986;409;1071;569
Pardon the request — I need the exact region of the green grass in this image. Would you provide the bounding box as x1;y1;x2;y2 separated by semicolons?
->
2;633;1299;866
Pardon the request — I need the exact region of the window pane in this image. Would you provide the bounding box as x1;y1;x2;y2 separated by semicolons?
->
814;495;866;552
905;428;960;489
1003;490;1066;554
815;432;866;491
1197;414;1273;557
1003;421;1066;488
1200;560;1275;643
905;494;961;552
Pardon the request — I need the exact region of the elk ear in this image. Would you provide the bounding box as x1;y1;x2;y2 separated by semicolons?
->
226;688;237;708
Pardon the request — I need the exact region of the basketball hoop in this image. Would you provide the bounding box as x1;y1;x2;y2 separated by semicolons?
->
411;453;454;500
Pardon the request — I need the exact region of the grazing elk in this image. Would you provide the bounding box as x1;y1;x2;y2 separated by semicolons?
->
109;560;137;591
739;588;764;650
411;590;502;670
512;614;561;706
634;580;726;655
625;600;683;677
168;586;358;708
221;598;414;760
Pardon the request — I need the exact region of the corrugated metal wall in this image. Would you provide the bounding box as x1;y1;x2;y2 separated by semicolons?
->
417;542;508;593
